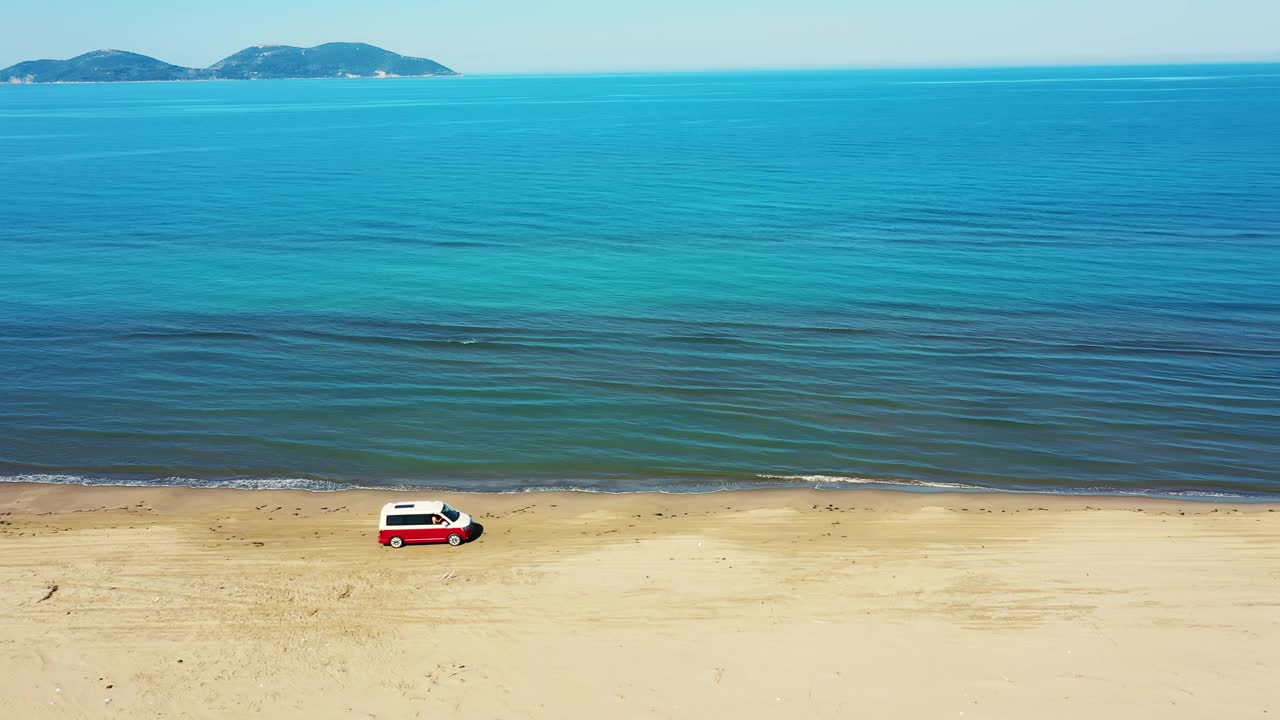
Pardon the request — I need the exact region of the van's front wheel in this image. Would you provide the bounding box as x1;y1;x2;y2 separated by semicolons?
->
388;536;404;549
447;533;463;546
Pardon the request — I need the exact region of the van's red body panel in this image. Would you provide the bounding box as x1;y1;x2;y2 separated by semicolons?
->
379;524;472;546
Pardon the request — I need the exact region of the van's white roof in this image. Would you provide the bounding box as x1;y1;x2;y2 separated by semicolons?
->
381;500;445;513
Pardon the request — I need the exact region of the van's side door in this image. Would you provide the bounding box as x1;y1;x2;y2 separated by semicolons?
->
422;515;451;543
397;514;435;544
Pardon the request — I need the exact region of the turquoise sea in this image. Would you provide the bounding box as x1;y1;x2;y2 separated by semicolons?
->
2;65;1278;497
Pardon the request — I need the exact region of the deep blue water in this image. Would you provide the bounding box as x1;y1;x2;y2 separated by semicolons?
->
2;66;1279;497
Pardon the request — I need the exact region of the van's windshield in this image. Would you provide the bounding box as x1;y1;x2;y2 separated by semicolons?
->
442;505;460;523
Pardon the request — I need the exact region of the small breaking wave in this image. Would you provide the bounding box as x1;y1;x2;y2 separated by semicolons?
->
0;473;355;492
1066;486;1248;500
754;475;1268;501
757;474;988;491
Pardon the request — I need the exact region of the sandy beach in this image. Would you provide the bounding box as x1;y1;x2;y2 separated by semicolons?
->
1;482;1277;719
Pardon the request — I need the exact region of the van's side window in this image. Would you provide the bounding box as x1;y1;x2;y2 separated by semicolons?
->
387;514;433;526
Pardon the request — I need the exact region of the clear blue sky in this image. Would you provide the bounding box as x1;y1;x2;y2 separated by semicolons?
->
3;0;1278;74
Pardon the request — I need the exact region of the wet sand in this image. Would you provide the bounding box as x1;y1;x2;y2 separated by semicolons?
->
1;482;1278;718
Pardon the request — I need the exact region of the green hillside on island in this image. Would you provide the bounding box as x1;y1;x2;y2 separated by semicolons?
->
1;42;458;83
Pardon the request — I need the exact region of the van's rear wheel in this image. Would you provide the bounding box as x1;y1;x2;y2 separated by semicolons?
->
447;533;463;546
388;536;404;548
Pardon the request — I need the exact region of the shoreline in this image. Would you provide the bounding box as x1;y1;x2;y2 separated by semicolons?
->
3;474;1278;504
2;74;463;86
4;479;1279;516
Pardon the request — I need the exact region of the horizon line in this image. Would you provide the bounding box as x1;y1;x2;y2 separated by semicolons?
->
462;57;1280;78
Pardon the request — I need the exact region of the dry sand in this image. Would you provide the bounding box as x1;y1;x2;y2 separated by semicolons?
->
1;482;1278;719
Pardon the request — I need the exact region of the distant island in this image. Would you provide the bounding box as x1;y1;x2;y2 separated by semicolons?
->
1;42;459;84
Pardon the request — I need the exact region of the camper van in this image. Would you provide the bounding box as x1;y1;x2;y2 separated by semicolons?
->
378;500;475;548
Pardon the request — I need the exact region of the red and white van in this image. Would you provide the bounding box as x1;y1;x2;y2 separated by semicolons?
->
378;500;475;548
